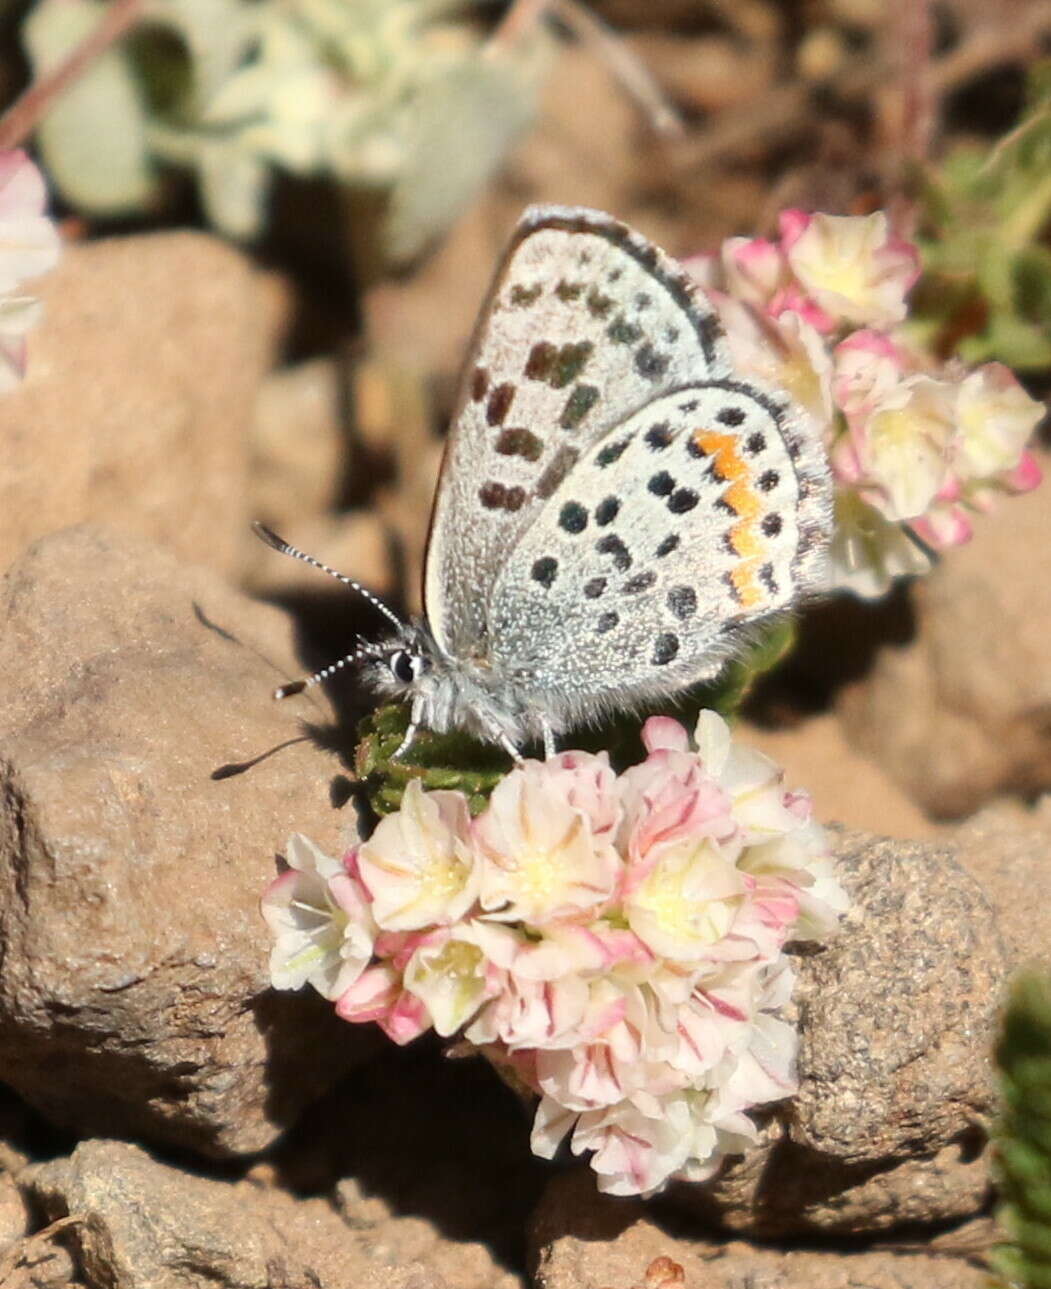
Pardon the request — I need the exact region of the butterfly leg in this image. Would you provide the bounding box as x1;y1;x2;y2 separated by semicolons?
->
540;717;557;760
391;698;424;760
497;731;524;763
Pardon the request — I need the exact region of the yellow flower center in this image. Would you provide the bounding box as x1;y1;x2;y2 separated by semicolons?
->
640;851;735;947
515;851;561;903
421;850;470;902
442;940;482;978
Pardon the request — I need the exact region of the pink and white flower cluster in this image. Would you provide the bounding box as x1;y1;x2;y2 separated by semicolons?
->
0;150;61;391
262;711;847;1196
686;210;1045;596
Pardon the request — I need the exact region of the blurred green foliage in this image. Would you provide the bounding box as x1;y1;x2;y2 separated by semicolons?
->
355;618;796;816
23;0;550;261
913;60;1051;372
993;970;1051;1289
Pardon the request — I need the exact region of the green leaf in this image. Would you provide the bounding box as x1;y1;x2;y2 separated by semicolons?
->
959;313;1051;371
24;0;157;215
355;703;510;816
994;971;1051;1289
196;139;270;239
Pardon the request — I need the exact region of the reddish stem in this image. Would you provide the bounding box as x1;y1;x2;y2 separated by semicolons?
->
0;0;144;151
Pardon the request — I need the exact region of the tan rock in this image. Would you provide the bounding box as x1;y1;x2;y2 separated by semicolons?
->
626;34;774;113
250;358;347;529
0;1219;81;1289
668;831;1003;1233
741;714;940;838
838;470;1051;819
0;232;286;580
0;525;377;1157
531;1171;988;1289
795;832;1000;1149
23;1138;515;1289
0;1169;28;1254
953;796;1051;972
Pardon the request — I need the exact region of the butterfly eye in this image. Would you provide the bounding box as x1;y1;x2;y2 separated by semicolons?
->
390;651;429;684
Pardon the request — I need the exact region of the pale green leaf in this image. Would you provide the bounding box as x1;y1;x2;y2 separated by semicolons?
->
24;0;156;214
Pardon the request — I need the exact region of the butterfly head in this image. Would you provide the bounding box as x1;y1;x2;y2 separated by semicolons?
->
362;626;437;702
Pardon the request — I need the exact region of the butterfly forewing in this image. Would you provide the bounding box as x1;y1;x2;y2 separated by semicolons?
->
485;383;830;724
424;206;728;660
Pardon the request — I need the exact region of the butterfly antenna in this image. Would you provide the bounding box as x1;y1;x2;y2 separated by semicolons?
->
252;522;404;630
901;521;939;565
272;647;372;701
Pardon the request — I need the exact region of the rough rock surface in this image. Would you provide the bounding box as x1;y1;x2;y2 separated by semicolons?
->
0;1168;28;1253
0;525;377;1157
838;470;1051;818
531;1171;989;1289
667;830;1004;1234
0;232;286;579
22;1138;520;1289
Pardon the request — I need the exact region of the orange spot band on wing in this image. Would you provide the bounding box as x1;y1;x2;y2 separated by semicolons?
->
730;563;762;608
693;427;767;609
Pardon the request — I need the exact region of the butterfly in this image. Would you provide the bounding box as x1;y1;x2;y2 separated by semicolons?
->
256;205;832;760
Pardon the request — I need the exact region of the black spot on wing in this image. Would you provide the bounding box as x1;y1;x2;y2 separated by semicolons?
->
509;282;542;306
531;557;558;588
668;586;697;620
668;487;698;514
596;534;632;571
560;384;600;430
559;501;588;534
495;427;543;461
624;571;657;594
634;343;669;380
479;482;526;512
486;382;515;426
524;341;593;388
607;316;643;345
587;287;614;318
595;497;620;526
653;633;680;664
645;422;673;450
597;437;630;468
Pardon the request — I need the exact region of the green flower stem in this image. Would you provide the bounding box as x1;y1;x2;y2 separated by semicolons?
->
1001;168;1051;252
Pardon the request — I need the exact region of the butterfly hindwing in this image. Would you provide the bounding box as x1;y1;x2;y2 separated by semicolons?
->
424;206;729;660
485;383;830;726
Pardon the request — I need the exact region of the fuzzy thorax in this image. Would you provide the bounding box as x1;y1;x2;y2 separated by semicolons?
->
364;619;533;749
